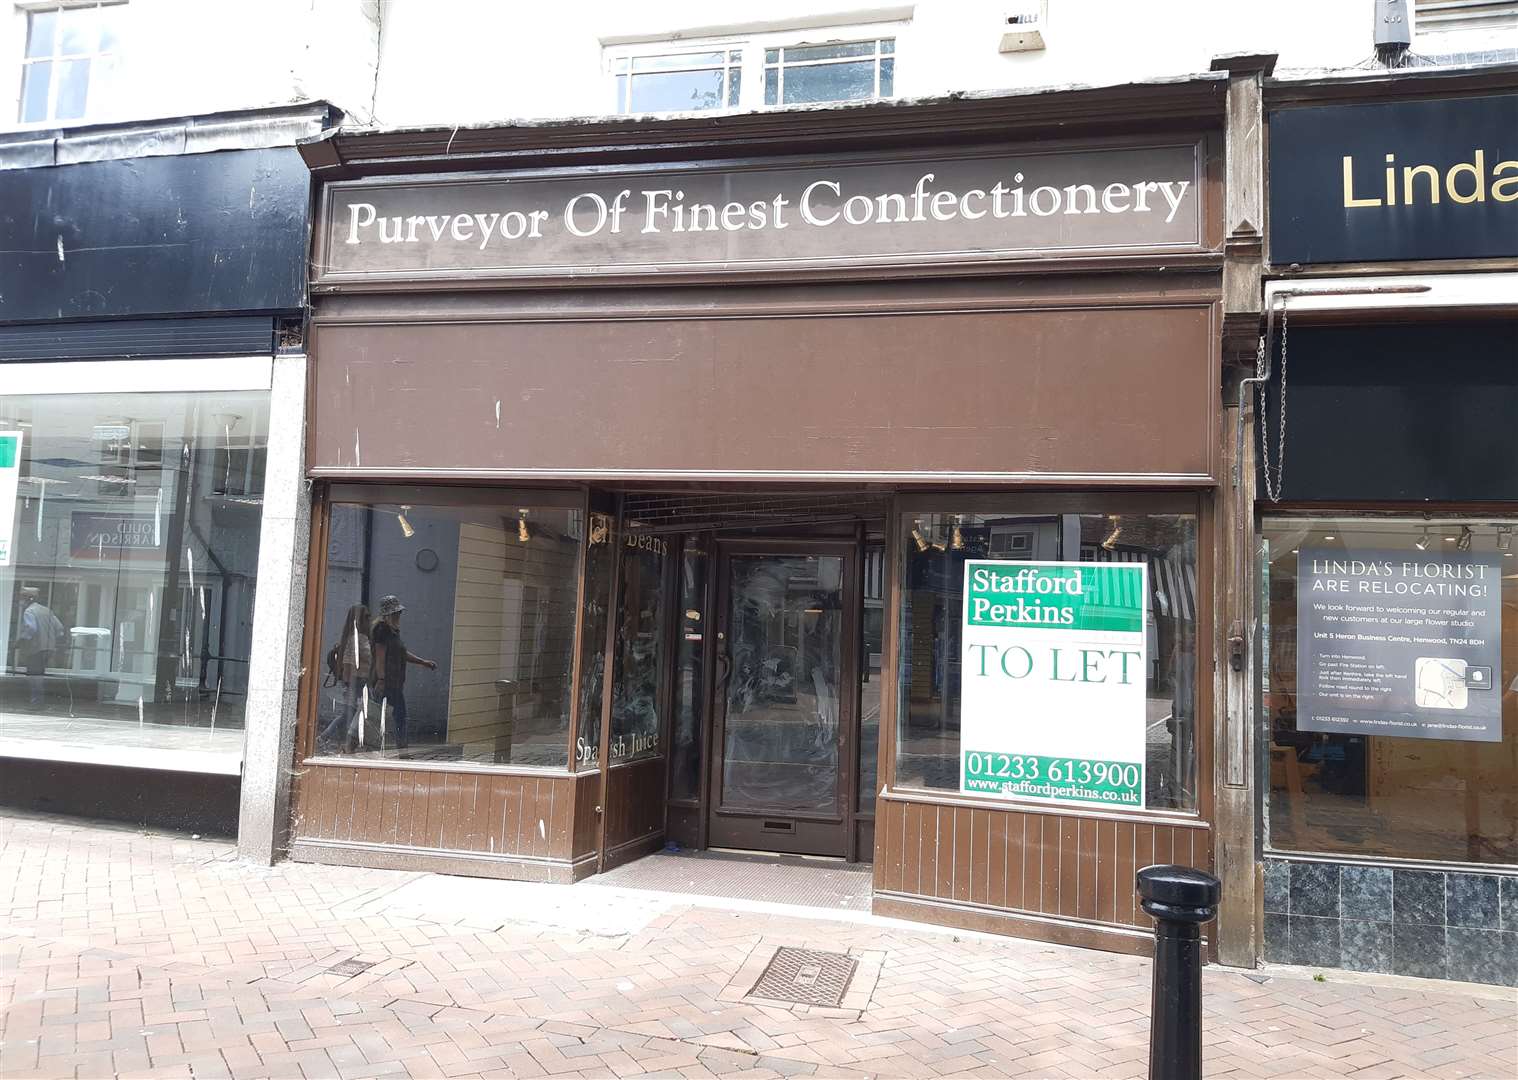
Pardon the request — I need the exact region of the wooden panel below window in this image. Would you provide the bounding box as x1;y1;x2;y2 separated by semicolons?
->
289;761;596;882
872;793;1210;951
602;757;667;869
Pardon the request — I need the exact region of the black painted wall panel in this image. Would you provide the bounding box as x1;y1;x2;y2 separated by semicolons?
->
1257;320;1518;503
0;147;308;324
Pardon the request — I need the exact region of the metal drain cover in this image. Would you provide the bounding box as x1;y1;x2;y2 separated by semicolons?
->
326;958;378;977
749;947;857;1007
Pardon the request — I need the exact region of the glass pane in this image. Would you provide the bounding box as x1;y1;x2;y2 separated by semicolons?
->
614;74;628;113
763;70;779;107
894;510;1198;811
764;48;779;64
97;3;123;53
880;37;895;55
576;511;615;766
313;500;581;768
1263;516;1516;865
54;58;90;121
727;68;741;107
0;390;271;772
610;534;669;765
58;5;100;55
670;540;709;801
880;57;894;96
627;69;727;112
780;41;878;62
777;59;876;105
631;51;725;72
19;63;52;123
858;540;886;812
26;10;57;59
722;554;843;813
727;49;741;63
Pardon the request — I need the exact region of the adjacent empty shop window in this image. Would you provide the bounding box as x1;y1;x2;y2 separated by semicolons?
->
612;49;742;114
18;2;125;124
764;38;894;106
313;495;583;769
1262;515;1517;866
0;388;270;767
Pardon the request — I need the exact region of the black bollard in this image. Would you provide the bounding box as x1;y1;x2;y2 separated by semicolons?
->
1137;864;1221;1080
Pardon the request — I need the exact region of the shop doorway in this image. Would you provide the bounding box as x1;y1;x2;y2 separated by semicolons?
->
707;542;858;857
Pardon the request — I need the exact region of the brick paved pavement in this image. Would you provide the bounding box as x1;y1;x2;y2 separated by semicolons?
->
1;811;1513;1079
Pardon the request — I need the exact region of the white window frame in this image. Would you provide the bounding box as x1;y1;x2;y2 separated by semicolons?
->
14;0;126;126
603;19;906;117
761;36;895;109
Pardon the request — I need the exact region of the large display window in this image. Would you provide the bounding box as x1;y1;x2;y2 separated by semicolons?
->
311;489;584;769
893;498;1201;813
1263;514;1517;866
1;382;270;770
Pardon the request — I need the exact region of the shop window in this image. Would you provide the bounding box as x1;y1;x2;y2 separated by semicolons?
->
313;496;582;769
612;49;742;114
763;39;894;106
18;2;125;124
0;388;269;767
1263;515;1517;866
609;533;670;766
894;508;1199;812
669;538;709;800
575;511;615;768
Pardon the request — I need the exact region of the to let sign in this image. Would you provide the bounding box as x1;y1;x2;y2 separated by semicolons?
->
1268;93;1518;265
314;143;1204;284
959;561;1149;809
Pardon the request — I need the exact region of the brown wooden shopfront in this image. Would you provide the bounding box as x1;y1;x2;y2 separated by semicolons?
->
288;82;1226;954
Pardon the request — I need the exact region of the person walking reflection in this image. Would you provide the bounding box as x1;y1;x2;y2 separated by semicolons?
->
17;587;65;708
318;603;372;753
369;595;436;750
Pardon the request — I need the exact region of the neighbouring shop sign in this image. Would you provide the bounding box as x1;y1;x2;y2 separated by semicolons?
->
959;561;1148;809
69;511;162;559
1296;550;1503;742
315;143;1204;282
0;431;20;567
1269;93;1518;264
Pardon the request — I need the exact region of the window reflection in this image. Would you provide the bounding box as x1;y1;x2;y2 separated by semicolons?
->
894;510;1198;811
0;390;269;767
314;498;581;769
610;532;669;765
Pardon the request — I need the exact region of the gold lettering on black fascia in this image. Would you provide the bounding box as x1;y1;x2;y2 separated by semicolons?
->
1342;150;1518;208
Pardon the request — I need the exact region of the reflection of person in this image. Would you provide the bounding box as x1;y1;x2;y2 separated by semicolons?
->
318;604;371;752
17;587;65;707
369;595;436;750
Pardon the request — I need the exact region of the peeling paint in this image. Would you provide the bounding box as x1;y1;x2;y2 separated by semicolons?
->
494;400;501;429
55;235;64;263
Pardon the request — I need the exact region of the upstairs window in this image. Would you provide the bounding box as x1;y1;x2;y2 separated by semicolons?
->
763;38;894;106
609;28;900;115
613;49;742;114
18;1;125;124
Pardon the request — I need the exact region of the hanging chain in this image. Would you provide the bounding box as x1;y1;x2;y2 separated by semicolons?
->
1258;302;1288;502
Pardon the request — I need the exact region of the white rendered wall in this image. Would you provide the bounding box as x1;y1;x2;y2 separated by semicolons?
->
371;0;1381;129
0;0;380;133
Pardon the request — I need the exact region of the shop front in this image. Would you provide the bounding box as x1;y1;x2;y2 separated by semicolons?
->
0;106;329;840
290;83;1226;953
1256;77;1518;985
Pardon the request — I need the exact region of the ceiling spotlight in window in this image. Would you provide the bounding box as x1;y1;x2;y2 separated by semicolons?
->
912;527;929;553
1456;526;1473;552
1414;529;1430;551
397;505;415;539
517;509;532;543
1101;516;1123;552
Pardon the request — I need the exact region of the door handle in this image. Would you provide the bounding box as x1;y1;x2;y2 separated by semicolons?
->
716;650;732;692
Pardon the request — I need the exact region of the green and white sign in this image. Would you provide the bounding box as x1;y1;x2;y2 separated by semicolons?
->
960;560;1148;808
0;431;21;568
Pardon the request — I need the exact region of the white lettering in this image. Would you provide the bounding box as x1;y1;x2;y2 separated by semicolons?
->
345;202;376;244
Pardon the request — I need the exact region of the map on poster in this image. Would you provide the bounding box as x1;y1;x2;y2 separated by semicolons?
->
0;431;21;567
1296;549;1503;742
959;560;1148;808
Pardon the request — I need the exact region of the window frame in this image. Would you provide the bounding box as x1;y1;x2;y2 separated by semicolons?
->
762;37;895;108
881;491;1211;825
15;0;126;126
1257;506;1518;872
603;20;904;117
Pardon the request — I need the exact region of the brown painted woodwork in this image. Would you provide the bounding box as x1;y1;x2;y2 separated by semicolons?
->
602;757;668;869
289;763;599;882
306;277;1220;484
872;794;1211;949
